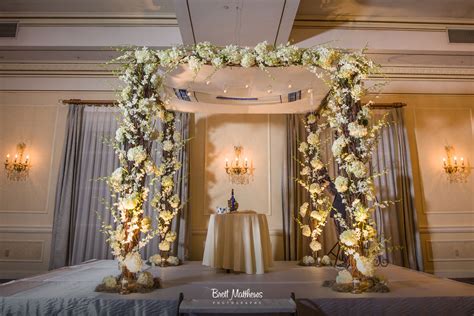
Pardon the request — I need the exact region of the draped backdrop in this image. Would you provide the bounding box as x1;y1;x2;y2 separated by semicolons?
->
283;106;423;270
50;105;190;269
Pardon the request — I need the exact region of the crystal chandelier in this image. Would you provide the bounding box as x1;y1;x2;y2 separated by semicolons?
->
442;145;469;183
225;146;253;185
4;142;31;181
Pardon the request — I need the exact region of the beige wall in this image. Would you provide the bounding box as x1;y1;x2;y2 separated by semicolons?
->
370;94;474;278
0;91;112;278
0;103;66;278
188;113;285;261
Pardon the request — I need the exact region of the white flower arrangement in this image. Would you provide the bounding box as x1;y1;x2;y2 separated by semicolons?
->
123;252;143;273
301;225;311;237
148;254;162;266
336;270;353;284
102;275;118;289
105;42;384;288
310;239;322;252
137;271;154;287
321;255;331;266
166;256;180;266
302;256;315;266
339;230;358;247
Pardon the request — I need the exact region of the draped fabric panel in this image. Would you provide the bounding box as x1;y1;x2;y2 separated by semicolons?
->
371;108;423;270
50;105;190;269
281;114;307;261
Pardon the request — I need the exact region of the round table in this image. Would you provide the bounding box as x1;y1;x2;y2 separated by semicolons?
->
202;211;273;274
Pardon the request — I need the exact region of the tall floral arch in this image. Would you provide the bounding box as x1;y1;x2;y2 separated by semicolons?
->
102;41;386;293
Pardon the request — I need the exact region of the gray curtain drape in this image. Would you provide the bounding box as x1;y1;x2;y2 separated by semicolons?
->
50;105;190;269
283;107;422;270
282;114;308;261
371;108;423;270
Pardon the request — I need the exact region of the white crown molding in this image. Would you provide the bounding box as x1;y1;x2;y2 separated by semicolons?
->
0;225;53;233
293;17;474;31
419;225;474;234
0;13;178;26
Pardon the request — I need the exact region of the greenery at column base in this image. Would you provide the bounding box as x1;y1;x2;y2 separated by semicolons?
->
95;272;161;294
322;276;390;293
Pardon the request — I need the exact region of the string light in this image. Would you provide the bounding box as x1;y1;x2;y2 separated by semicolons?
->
266;85;272;94
205;80;211;85
287;81;293;89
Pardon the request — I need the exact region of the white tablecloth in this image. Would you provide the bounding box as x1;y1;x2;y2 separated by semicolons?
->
202;211;273;274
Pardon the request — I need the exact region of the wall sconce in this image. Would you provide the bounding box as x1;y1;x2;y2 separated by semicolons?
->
4;142;31;181
442;145;469;183
224;145;253;185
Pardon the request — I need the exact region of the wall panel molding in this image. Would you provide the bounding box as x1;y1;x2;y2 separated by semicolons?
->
425;239;474;262
0;240;44;263
0;225;52;233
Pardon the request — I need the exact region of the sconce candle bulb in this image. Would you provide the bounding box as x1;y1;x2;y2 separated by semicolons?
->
224;146;253;185
4;142;31;181
442;145;469;183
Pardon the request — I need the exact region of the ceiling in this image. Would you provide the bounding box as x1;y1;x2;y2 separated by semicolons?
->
297;0;474;23
0;0;175;16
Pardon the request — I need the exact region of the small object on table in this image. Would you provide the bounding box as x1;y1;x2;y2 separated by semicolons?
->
216;206;228;214
227;189;239;212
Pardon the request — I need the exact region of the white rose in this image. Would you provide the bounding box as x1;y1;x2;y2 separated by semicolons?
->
302;255;315;265
165;231;177;243
336;269;353;284
310;158;324;170
127;146;147;164
169;194;180;208
144;160;156;175
135;49;151;63
298;142;308;153
348;122;368;138
161;176;174;189
166;256;180;266
301;225;311;237
240;53;256;68
149;254;162;266
163;140;173;152
310;240;322;252
356;255;375;277
115;127;125;142
102;275;117;288
137;271;154;287
335;176;348;193
331;136;346;157
321;255;331;266
310;211;323;221
299;202;309;218
123;252;143;273
159;240;171;252
187;56;202;73
309;183;322;194
307;133;319;146
340;230;358;247
159;210;174;222
300;166;311;176
348;160;368;178
119;194;139;211
109;167;123;191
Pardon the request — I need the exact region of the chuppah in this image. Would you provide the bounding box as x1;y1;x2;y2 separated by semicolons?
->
1;41;473;315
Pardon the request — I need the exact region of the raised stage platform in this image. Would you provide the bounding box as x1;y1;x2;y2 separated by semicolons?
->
1;260;473;315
